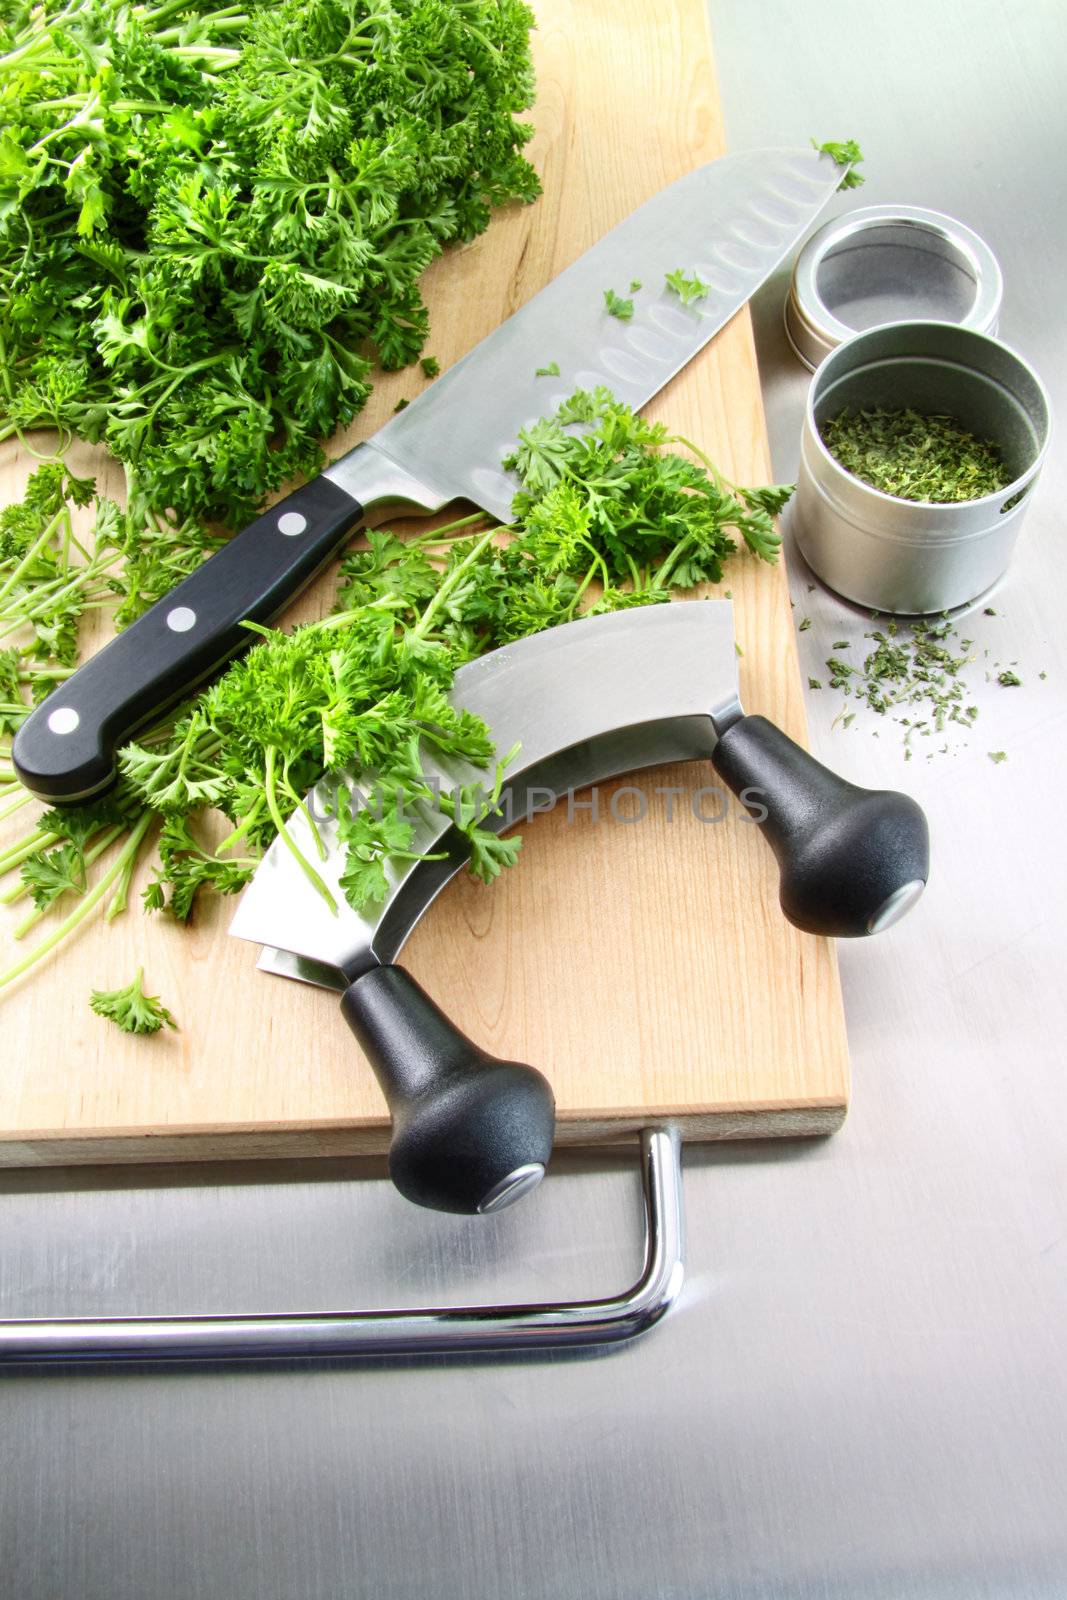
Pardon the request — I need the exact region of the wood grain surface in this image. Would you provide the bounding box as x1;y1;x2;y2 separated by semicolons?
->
0;0;849;1163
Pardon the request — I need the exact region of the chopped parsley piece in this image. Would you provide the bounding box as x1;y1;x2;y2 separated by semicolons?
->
813;138;866;189
665;269;710;306
421;357;441;379
535;361;561;377
603;288;635;320
90;969;177;1035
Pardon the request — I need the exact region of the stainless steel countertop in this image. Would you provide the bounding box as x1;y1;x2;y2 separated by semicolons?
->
2;3;1065;1595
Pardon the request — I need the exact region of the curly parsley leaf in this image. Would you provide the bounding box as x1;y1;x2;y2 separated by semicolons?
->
90;969;177;1035
21;844;87;912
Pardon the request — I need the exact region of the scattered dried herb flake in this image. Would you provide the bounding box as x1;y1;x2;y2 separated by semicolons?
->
822;615;985;752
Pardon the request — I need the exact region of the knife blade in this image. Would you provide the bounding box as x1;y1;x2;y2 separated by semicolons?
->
13;147;845;804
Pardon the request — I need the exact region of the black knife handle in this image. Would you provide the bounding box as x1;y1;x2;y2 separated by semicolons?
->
712;714;929;937
341;964;556;1214
12;477;364;803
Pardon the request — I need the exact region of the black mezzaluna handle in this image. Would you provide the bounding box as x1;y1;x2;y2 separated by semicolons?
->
712;714;930;938
341;964;556;1214
12;477;363;803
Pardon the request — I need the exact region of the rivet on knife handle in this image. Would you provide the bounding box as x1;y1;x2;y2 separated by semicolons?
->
711;714;930;937
12;477;363;803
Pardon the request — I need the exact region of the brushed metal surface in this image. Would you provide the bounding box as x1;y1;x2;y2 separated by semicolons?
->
1;4;1066;1597
325;150;846;524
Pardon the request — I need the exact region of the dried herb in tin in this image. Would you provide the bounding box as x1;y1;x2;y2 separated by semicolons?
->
820;408;1011;503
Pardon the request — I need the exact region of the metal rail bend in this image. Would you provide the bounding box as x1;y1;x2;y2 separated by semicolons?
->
0;1129;684;1367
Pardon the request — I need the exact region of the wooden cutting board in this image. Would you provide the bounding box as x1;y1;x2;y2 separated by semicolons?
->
0;0;849;1164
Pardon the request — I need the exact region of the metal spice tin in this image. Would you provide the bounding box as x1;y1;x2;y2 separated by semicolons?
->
790;321;1051;615
785;206;1002;371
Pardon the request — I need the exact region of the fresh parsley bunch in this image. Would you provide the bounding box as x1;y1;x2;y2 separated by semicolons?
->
0;0;539;617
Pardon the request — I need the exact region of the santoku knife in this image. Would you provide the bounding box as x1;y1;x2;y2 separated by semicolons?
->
13;147;848;802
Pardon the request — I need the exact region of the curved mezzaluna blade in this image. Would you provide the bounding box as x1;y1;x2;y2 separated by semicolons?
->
324;148;845;524
228;604;740;984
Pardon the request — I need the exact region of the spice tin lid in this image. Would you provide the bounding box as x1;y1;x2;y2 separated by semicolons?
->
785;205;1003;371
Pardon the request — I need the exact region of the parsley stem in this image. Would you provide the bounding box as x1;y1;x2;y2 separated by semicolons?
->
12;824;125;933
412;525;502;639
167;45;242;67
296;796;328;861
672;433;732;492
567;559;600;617
0;560;113;639
0;811;152;995
0;789;32;823
153;18;248;45
215;797;266;854
410;512;489;546
285;594;405;634
263;746;337;914
0;506;67;606
0;331;15;403
105;831;146;921
0;832;61;880
652;538;691;589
